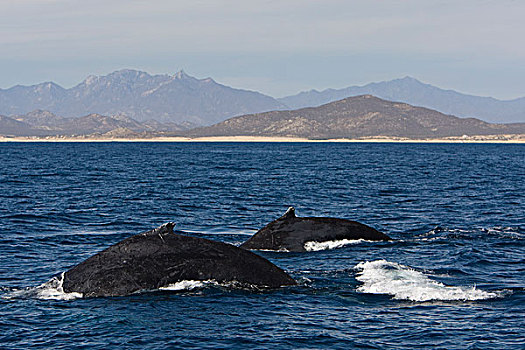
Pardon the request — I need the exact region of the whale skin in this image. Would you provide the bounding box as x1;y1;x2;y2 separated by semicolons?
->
240;207;391;252
62;223;296;297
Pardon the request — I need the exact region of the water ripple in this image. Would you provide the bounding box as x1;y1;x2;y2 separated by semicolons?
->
0;142;524;349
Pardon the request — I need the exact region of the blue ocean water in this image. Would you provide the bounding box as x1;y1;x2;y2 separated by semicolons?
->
0;142;523;349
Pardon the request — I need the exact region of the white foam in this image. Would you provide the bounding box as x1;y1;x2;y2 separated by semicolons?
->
253;248;290;252
159;279;263;291
4;273;83;301
304;239;367;251
158;280;212;291
354;260;501;302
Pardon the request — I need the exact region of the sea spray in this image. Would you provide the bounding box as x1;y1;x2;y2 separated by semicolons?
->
4;273;83;301
354;260;501;302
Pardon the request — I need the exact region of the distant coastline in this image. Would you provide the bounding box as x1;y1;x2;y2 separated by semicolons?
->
1;134;524;143
3;95;524;142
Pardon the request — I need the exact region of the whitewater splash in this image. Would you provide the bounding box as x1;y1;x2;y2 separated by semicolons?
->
4;276;215;300
354;260;501;302
158;280;212;291
4;273;83;301
304;239;367;252
252;248;290;253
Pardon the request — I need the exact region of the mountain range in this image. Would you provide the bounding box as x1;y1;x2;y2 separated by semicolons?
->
0;69;286;125
189;95;525;139
0;70;524;131
2;95;524;139
278;77;525;124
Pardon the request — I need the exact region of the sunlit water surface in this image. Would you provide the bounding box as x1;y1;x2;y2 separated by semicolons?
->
0;142;523;349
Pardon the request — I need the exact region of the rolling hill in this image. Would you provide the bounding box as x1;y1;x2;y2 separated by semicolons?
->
190;95;525;139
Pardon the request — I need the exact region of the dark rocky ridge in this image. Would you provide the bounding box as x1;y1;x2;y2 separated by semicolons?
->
0;110;190;137
189;95;525;139
0;115;42;136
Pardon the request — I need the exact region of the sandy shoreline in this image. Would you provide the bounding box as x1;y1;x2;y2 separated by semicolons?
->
1;135;524;143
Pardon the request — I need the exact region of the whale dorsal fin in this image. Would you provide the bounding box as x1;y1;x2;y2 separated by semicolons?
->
144;222;175;236
281;207;296;219
160;222;175;234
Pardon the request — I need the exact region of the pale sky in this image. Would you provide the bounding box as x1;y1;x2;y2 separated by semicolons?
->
1;0;524;98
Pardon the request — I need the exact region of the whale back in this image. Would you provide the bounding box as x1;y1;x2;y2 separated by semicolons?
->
240;207;391;252
62;223;296;297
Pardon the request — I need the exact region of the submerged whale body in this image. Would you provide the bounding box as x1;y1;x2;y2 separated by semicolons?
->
240;207;391;252
62;223;296;297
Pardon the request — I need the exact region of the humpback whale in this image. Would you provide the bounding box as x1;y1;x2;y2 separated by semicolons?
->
240;207;391;252
62;223;296;297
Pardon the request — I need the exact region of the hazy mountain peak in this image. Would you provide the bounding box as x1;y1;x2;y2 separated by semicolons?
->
278;77;525;123
385;76;427;88
173;69;190;80
11;109;66;130
110;69;151;78
84;75;98;85
25;109;59;118
83;113;104;119
80;69;156;86
0;69;286;125
398;76;420;82
37;81;61;89
32;81;65;94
